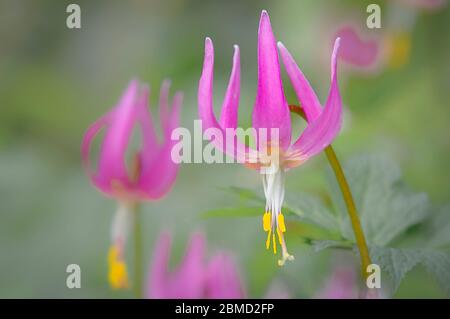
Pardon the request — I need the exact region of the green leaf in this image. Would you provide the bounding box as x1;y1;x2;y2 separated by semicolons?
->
218;186;264;203
284;192;339;232
368;246;423;293
426;205;450;249
367;246;450;295
327;154;429;246
311;239;352;252
420;250;450;296
200;206;262;218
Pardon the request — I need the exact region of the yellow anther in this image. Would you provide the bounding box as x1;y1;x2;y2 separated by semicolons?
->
263;212;271;232
387;32;411;69
272;233;276;254
108;246;129;290
265;229;272;250
278;213;286;232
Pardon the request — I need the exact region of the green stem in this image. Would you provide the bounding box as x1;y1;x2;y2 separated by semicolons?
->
133;205;143;298
289;105;371;279
324;146;372;279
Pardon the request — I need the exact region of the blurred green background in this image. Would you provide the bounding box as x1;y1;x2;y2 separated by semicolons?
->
0;0;449;298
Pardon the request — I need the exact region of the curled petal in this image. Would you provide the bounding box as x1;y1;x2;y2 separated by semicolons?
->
252;10;291;150
82;80;142;195
136;85;159;168
198;37;221;131
198;38;250;160
136;92;182;200
165;91;183;138
277;41;323;123
335;26;379;69
219;45;241;129
290;38;342;161
81;112;112;193
147;232;206;298
96;80;140;190
206;253;245;299
172;233;206;298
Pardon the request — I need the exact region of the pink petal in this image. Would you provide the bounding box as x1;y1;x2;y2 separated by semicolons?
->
316;267;358;299
290;38;342;160
219;45;241;129
198;38;249;159
95;80;140;190
198;37;222;131
252;10;291;150
146;232;171;298
136;92;182;199
135;85;159;167
277;41;323;123
205;253;245;299
171;233;206;298
335;26;379;68
81;112;112;193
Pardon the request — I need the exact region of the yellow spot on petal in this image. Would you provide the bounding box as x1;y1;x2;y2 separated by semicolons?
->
108;246;129;290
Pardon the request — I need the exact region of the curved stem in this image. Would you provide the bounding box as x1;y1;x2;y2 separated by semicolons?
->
133;205;143;298
324;146;371;279
289;105;372;279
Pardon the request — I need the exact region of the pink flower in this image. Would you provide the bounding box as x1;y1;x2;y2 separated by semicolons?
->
146;232;246;299
81;79;182;289
198;10;343;266
82;79;182;202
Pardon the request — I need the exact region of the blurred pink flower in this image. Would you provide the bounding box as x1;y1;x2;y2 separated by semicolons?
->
198;10;343;266
82;79;182;202
316;265;382;299
316;266;358;299
81;79;182;289
146;232;246;299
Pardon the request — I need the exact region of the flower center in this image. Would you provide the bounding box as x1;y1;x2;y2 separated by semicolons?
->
261;165;294;266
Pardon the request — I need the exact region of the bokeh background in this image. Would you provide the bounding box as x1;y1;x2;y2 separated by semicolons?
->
0;0;449;298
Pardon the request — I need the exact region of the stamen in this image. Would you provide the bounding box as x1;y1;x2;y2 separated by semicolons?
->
278;213;286;232
277;234;295;267
265;228;272;249
272;233;276;254
108;246;129;289
263;211;271;232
